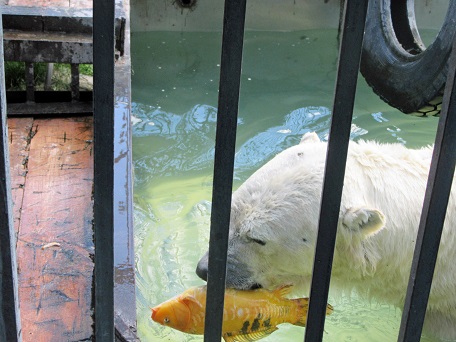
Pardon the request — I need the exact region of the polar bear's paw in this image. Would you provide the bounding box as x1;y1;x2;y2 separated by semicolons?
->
342;207;386;238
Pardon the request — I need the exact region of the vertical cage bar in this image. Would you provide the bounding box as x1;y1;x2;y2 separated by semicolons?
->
71;63;80;101
93;0;115;339
398;36;456;342
0;14;22;342
304;0;368;340
25;62;34;102
203;0;246;340
45;63;53;91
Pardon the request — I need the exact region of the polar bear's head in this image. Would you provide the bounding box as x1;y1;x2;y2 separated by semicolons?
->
196;132;386;291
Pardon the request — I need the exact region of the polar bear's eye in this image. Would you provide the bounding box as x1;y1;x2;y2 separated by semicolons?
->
251;238;266;246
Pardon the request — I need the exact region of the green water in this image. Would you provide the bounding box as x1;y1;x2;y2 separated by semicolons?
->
131;29;440;341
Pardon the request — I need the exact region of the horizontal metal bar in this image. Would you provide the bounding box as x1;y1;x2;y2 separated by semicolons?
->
398;34;456;342
304;0;368;340
203;0;246;340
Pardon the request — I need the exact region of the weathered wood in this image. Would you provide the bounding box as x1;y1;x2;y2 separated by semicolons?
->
3;2;93;11
3;31;93;64
0;13;22;340
8;101;93;116
7;117;34;233
1;6;126;58
13;117;94;341
2;0;137;339
2;11;93;33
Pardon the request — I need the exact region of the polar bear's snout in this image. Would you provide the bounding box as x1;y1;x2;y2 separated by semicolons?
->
196;251;209;281
196;250;262;290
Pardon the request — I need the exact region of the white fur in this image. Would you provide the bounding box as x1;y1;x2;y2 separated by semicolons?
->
201;132;456;340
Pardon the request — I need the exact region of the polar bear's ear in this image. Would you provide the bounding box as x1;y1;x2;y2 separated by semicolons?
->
300;132;320;144
342;207;386;238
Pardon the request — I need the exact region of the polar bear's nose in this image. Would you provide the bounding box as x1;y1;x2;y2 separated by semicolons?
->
196;252;209;281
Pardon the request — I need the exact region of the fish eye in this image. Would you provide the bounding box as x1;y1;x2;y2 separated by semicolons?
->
163;317;170;324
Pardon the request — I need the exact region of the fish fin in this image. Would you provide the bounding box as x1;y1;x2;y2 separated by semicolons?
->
223;327;278;342
293;298;334;327
273;284;294;298
179;295;203;309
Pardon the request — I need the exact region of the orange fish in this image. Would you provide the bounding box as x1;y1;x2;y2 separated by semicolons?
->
151;284;333;341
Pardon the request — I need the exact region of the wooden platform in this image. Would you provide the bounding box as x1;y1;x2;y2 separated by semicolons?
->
2;0;136;339
9;116;94;341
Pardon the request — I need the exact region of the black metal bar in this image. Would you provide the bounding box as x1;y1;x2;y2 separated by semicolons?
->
203;0;246;340
25;62;34;102
304;0;368;340
71;63;80;101
93;0;115;339
0;13;22;341
44;63;53;91
398;35;456;342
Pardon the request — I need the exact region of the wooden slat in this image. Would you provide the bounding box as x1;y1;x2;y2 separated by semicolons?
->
12;117;94;342
4;34;93;64
0;14;22;340
4;1;93;9
8;117;34;233
7;101;93;116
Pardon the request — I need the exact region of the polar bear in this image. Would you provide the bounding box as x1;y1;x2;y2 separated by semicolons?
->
196;132;456;340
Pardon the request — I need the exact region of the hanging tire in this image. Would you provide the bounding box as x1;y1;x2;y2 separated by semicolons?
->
360;0;456;116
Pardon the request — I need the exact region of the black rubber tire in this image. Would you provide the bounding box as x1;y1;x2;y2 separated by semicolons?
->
360;0;456;116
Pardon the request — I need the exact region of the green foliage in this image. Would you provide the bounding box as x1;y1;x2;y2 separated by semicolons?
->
80;64;93;76
4;62;93;91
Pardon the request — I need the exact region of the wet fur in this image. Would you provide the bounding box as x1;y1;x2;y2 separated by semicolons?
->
197;133;456;340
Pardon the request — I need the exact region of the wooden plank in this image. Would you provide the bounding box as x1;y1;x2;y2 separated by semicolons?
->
7;102;93;116
7;117;34;233
0;13;22;340
4;35;93;64
15;117;94;341
3;1;93;9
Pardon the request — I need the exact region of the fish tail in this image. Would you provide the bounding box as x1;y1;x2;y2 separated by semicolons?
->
293;298;334;327
293;298;310;327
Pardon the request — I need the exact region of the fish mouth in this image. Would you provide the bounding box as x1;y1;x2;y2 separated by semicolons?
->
151;307;158;321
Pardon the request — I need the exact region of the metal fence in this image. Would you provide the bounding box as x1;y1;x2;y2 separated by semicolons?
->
203;0;456;342
1;0;455;341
